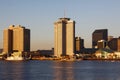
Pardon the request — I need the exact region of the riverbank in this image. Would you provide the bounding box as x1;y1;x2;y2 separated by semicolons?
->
31;57;120;61
1;56;120;61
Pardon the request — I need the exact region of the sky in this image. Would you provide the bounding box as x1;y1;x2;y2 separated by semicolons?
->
0;0;120;51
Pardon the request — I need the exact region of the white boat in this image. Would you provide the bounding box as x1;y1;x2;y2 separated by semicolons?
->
6;56;24;61
6;52;30;61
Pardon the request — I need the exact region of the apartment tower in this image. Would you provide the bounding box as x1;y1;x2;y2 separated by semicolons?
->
54;18;75;57
3;25;30;53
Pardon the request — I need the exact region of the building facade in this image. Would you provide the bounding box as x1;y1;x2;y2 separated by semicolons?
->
3;29;13;53
97;40;107;49
75;37;84;52
108;36;113;41
108;37;120;51
54;18;75;57
3;25;30;53
92;29;108;48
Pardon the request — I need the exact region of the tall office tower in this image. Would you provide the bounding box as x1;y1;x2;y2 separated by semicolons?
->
75;37;84;52
54;18;75;57
3;25;30;53
92;29;108;48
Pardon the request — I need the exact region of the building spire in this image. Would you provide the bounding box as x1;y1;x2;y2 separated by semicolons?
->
64;9;66;18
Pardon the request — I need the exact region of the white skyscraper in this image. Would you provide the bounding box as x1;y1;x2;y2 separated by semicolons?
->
54;18;75;57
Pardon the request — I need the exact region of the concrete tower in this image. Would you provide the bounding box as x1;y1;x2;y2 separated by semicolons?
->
54;18;75;57
3;25;30;53
3;28;13;53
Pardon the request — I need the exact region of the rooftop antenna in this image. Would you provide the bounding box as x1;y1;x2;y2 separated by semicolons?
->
64;9;66;18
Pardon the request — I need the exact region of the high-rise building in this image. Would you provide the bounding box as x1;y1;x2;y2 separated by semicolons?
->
3;29;13;53
3;25;30;53
75;37;84;52
92;29;108;48
108;37;120;51
54;18;75;57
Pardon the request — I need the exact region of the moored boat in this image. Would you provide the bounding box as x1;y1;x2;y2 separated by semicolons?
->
5;52;30;61
6;56;24;61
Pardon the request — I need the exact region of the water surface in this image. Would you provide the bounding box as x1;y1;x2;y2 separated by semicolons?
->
0;60;120;80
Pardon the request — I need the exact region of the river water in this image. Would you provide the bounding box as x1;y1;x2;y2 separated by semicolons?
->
0;60;120;80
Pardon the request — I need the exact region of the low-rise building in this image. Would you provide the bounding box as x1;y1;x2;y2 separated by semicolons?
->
95;48;114;59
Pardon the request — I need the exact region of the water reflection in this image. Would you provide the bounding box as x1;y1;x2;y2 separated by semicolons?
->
52;61;120;80
1;60;120;80
0;61;25;80
53;61;75;80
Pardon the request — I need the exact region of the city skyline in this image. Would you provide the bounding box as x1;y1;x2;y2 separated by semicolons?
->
0;0;120;50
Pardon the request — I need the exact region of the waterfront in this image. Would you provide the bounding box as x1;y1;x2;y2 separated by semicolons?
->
0;60;120;80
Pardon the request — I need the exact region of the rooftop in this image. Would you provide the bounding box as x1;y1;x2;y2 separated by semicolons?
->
93;29;108;33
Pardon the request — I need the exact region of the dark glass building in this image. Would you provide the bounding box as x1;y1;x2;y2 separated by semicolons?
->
92;29;108;48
